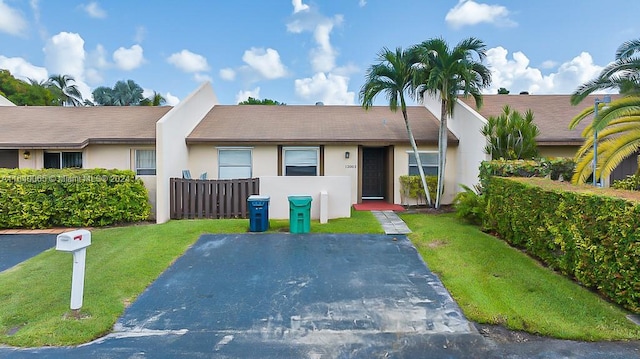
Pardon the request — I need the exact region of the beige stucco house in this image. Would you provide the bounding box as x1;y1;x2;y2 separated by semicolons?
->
0;82;631;224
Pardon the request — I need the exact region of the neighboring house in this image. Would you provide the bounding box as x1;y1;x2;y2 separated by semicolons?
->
0;83;632;224
457;94;631;183
0;106;171;215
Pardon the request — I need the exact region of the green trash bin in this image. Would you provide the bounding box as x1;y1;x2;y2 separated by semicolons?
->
288;195;312;233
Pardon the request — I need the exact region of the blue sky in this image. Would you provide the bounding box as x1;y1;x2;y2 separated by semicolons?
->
0;0;638;106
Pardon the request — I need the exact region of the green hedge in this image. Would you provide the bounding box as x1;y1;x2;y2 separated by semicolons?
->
484;177;640;312
479;158;575;188
0;168;151;228
399;175;438;205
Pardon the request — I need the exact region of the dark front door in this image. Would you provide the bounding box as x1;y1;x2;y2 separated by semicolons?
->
0;150;18;168
362;147;386;199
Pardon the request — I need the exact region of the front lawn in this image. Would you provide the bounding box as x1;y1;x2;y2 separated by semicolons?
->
403;213;640;341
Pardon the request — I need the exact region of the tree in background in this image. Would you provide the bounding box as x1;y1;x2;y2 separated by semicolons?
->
0;70;56;106
92;80;144;106
571;38;640;104
498;87;510;94
482;105;539;160
46;74;83;106
140;91;167;106
360;47;432;206
238;97;285;105
412;37;492;208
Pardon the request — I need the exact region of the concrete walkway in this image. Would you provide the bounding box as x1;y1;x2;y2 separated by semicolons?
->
372;210;411;235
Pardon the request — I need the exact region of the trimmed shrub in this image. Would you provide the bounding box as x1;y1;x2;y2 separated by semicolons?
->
0;168;150;228
612;174;640;191
484;176;640;313
479;158;575;188
399;175;438;205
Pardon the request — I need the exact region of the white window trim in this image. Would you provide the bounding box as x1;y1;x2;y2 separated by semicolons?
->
282;146;320;176
217;147;253;179
134;149;156;176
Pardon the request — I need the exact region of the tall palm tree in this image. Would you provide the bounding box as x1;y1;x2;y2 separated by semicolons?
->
412;37;492;208
112;80;144;106
569;96;640;183
571;38;640;105
360;47;432;206
92;80;144;106
92;86;115;106
47;74;83;106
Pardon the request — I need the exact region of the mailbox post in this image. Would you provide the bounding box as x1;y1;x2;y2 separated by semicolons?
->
56;229;91;311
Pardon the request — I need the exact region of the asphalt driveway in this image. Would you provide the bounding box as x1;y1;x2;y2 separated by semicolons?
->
0;234;56;272
1;233;639;358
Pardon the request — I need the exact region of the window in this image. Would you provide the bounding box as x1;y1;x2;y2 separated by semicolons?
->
44;152;82;169
283;147;319;176
135;150;156;175
408;152;438;176
218;148;252;179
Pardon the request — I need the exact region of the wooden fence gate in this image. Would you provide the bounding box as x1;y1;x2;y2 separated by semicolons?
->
169;178;260;219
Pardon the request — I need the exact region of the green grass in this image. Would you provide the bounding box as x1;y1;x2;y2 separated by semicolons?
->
0;210;381;347
402;212;640;341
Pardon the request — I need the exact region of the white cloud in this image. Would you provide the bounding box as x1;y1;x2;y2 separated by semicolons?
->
113;44;144;71
0;0;28;36
310;19;341;72
294;72;355;105
242;47;288;80
219;67;236;81
43;32;86;80
167;49;210;73
235;87;261;104
0;56;48;82
358;0;367;7
484;46;604;95
287;9;343;73
81;1;107;19
292;0;309;13
165;92;180;106
540;60;558;69
445;0;516;29
42;32;90;99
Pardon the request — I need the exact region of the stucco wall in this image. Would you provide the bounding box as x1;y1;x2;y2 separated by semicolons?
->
156;82;218;223
322;145;359;204
187;145;279;179
393;144;457;205
259;176;351;220
422;94;490;195
539;146;578;159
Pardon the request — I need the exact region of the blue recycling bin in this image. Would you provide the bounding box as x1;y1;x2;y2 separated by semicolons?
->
248;195;270;232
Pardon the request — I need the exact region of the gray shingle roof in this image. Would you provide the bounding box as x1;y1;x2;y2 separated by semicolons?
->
187;105;457;145
0;106;171;149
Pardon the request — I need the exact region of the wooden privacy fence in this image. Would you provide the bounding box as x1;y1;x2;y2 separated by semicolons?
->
170;178;260;219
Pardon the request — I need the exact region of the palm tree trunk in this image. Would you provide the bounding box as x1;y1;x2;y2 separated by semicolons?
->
436;99;448;209
402;109;432;206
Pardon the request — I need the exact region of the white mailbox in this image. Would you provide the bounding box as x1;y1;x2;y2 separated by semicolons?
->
56;229;91;311
56;229;91;252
